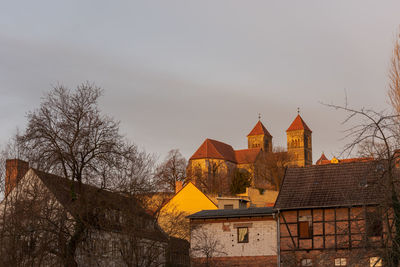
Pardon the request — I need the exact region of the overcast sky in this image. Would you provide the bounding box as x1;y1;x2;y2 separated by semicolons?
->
1;1;400;163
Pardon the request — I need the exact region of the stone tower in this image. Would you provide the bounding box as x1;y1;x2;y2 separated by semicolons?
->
247;120;272;152
286;114;312;166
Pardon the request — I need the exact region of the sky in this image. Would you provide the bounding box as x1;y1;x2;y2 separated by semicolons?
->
1;1;400;163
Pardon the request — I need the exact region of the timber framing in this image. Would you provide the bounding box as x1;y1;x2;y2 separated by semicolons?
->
278;205;386;252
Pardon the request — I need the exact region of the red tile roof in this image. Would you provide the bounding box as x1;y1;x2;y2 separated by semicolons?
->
235;148;261;164
316;156;374;165
190;140;262;164
190;139;236;163
338;157;374;163
286;115;312;132
316;153;328;165
247;121;272;137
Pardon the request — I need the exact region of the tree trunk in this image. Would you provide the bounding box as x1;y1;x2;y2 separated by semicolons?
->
64;220;85;267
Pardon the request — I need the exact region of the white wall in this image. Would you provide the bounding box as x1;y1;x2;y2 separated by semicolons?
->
191;218;277;258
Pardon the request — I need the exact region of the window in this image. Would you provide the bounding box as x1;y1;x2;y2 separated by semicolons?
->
224;204;233;210
237;227;249;243
301;259;312;266
298;221;312;239
370;257;382;267
335;258;347;266
366;209;383;237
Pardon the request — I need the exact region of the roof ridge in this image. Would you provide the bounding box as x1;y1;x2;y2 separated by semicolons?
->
286;114;312;132
247;120;272;137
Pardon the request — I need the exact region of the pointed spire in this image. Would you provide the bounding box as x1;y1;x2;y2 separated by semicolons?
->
286;114;312;132
247;120;272;137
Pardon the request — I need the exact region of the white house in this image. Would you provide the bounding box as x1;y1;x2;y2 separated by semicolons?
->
188;207;277;267
0;159;169;266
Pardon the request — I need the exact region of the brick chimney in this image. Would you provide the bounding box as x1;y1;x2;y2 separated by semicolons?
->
175;181;183;193
5;159;29;196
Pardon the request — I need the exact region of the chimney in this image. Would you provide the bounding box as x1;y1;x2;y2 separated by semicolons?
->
5;159;29;196
175;181;183;193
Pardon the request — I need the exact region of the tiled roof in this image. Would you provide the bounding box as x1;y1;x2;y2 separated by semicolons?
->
286;115;312;132
274;161;385;210
247;121;272;137
316;156;374;165
187;207;274;219
190;139;236;163
190;140;262;164
316;153;328;165
32;169;168;241
338;157;374;163
235;148;261;164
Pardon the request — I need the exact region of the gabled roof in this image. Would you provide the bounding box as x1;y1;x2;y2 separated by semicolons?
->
247;121;272;137
286;115;312;132
235;148;262;164
31;169;168;241
274;161;385;210
187;207;274;220
189;139;236;163
161;182;217;214
316;153;328;165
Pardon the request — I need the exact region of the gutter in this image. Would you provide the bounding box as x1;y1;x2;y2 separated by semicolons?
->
277;208;281;267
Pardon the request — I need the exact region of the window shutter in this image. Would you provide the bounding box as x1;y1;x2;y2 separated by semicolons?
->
299;221;310;238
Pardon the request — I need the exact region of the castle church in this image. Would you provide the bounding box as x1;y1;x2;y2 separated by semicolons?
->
187;114;312;191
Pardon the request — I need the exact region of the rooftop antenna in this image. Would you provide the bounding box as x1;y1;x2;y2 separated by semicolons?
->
297;107;300;114
258;113;261;121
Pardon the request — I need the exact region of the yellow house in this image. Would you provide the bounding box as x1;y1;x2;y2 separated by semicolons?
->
158;182;217;240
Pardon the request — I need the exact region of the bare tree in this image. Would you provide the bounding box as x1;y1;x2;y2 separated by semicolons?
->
322;102;400;266
230;168;251;194
388;30;400;115
155;149;187;193
190;225;226;267
1;83;160;266
253;148;292;191
187;160;233;195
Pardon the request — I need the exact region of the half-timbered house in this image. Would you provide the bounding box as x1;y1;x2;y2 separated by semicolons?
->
274;161;386;267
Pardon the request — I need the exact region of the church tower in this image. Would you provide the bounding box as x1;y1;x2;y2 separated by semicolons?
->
286;114;312;166
247;120;272;152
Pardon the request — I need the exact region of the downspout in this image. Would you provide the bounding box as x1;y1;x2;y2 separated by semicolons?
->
277;209;281;267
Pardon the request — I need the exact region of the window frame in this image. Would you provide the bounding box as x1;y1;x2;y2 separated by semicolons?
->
298;221;312;239
334;258;347;266
301;258;312;266
369;257;382;267
237;227;249;243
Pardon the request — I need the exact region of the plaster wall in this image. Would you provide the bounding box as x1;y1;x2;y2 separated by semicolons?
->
191;218;277;258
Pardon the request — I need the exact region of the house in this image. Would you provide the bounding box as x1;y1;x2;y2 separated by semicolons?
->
0;159;169;266
236;187;279;207
158;181;218;240
186;115;313;194
188;207;277;267
315;153;374;165
274;161;386;267
216;197;250;209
